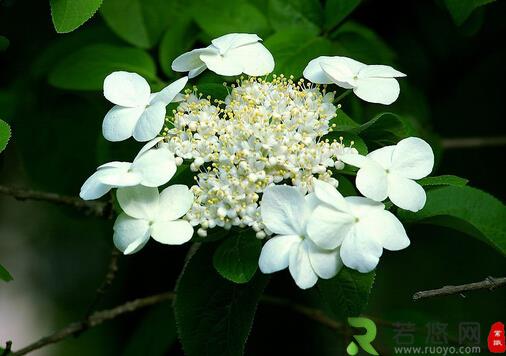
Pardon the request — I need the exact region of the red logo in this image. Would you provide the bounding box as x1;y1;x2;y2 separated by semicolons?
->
488;322;506;353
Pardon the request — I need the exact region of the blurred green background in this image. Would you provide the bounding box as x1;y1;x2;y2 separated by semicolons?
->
1;0;505;355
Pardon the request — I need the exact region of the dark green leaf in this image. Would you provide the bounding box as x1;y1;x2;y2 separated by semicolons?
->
50;0;103;33
330;108;360;130
175;243;269;356
337;175;357;196
318;267;375;320
444;0;495;26
399;186;506;256
159;18;199;76
48;43;157;90
264;29;334;77
352;112;416;147
0;263;13;282
267;0;322;35
196;83;229;101
323;0;361;30
191;0;271;38
0;119;11;153
100;0;185;48
213;230;262;284
0;36;9;51
418;175;468;188
122;301;177;356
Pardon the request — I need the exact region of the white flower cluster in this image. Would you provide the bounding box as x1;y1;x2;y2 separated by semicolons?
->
78;32;435;290
164;76;357;236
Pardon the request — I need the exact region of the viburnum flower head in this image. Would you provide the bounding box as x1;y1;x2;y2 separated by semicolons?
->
303;56;406;105
113;185;194;254
307;179;410;273
171;33;274;78
80;138;176;200
341;137;434;212
102;72;188;142
258;185;342;289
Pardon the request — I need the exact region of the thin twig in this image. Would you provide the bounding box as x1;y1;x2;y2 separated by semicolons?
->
9;292;176;356
413;276;506;301
1;341;12;356
0;185;111;218
441;136;506;149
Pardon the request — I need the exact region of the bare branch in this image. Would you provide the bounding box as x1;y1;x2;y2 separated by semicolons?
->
441;136;506;149
1;341;12;356
413;276;506;301
0;185;111;218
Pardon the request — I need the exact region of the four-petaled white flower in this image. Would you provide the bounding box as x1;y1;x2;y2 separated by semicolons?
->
303;56;406;105
113;185;194;254
307;179;410;273
258;185;342;289
171;33;274;78
80;138;176;200
340;137;434;212
102;71;188;142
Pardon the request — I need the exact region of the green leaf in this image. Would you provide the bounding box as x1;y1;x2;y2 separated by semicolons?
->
100;0;183;48
324;131;367;155
196;83;229;101
264;29;334;77
50;0;103;33
318;267;375;320
0;35;9;51
267;0;322;35
352;112;415;147
399;186;506;256
191;0;271;38
0;119;11;153
444;0;495;26
323;0;361;30
213;230;262;284
48;43;157;90
175;243;269;356
418;175;469;188
330;108;360;130
159;18;199;76
337;175;357;196
122;301;177;356
0;263;13;282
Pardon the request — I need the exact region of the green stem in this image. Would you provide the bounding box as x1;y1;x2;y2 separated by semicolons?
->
335;89;352;103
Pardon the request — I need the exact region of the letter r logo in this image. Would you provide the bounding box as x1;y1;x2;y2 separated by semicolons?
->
346;317;379;355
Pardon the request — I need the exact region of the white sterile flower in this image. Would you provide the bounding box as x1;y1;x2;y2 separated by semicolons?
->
102;71;188;142
307;179;409;273
258;185;342;289
113;185;194;254
303;56;406;105
340;137;434;212
171;33;274;78
79;137;176;200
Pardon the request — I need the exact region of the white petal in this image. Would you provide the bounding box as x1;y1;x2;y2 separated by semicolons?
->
113;213;150;255
360;210;409;251
225;42;274;76
391;137;434;180
367;145;395;170
151;220;193;245
157;184;194;221
200;51;243;76
132;148;177;187
96;164;143;187
211;33;261;54
79;170;112;200
132;102;166;142
339;153;372;169
150;76;188;106
260;185;306;236
344;196;385;218
320;61;356;89
387;174;427;212
172;47;217;72
288;241;318;289
306;240;342;279
340;225;382;273
355;165;389;202
117;185;159;220
353;77;400;105
307;205;353;249
303;56;335;84
358;65;406;78
188;65;207;78
102;105;144;142
135;136;165;159
103;71;150;107
258;234;301;273
312;178;348;211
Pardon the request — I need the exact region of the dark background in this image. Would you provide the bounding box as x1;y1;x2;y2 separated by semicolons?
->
1;0;505;355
